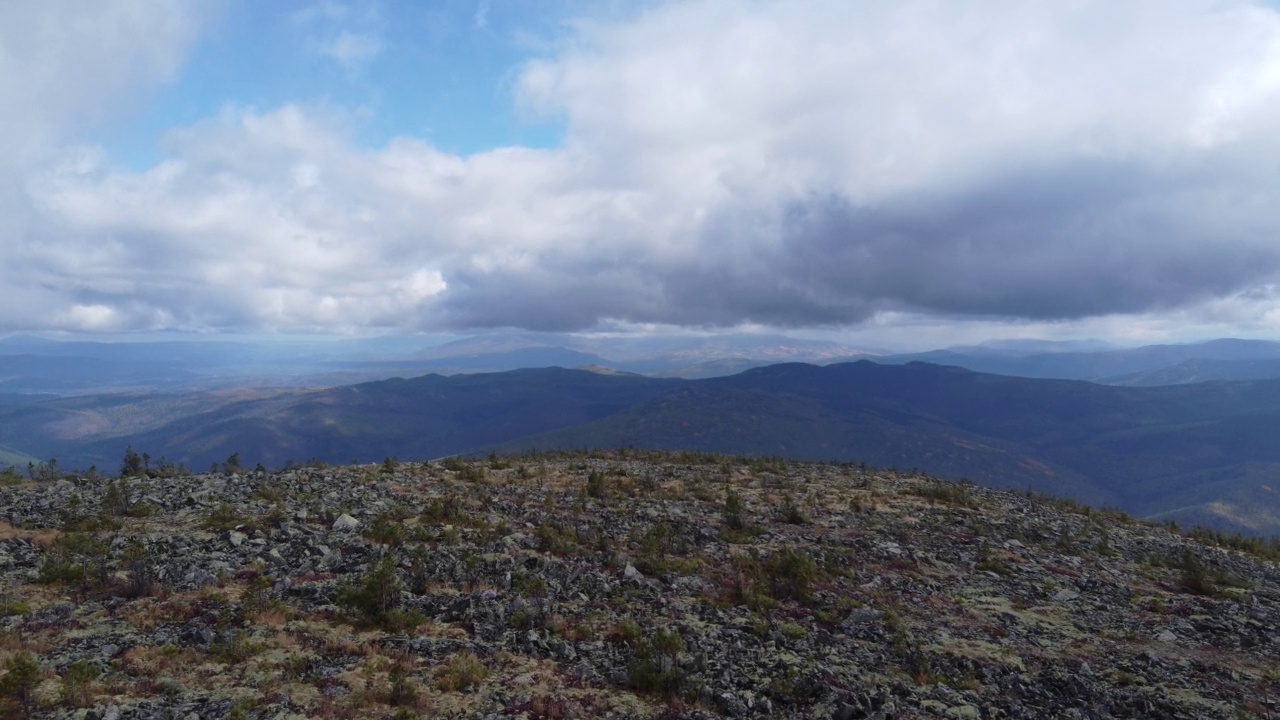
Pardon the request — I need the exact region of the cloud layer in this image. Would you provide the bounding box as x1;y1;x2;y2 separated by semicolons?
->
7;0;1280;336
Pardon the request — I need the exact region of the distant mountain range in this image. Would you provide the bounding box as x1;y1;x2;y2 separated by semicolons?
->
0;332;871;392
8;333;1280;537
8;332;1280;392
879;337;1280;384
5;360;1280;536
1102;357;1280;386
409;333;868;378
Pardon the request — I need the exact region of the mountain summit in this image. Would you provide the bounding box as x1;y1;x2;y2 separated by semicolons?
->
1;451;1277;719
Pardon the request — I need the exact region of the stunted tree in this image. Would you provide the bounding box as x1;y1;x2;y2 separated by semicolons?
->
0;652;40;718
120;446;143;477
337;555;402;625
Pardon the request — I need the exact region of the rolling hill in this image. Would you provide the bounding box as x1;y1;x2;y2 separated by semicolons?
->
880;338;1280;382
1102;357;1280;386
23;368;682;472
491;362;1280;534
6;361;1280;534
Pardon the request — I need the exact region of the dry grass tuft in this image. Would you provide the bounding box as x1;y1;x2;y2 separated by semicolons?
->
0;520;61;546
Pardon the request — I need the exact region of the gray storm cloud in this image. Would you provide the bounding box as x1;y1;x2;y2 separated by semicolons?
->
431;154;1280;330
7;0;1280;335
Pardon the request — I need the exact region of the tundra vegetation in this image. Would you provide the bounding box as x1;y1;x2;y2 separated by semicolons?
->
0;450;1277;718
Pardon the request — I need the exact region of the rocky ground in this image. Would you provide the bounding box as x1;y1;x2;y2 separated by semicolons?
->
0;450;1278;719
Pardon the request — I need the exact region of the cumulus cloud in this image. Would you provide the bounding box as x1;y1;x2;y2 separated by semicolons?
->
9;0;1280;335
446;0;1280;331
0;0;211;332
0;0;207;163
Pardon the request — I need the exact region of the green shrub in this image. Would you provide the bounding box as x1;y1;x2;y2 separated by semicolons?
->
441;457;486;481
634;522;696;576
420;495;462;525
510;570;548;600
778;495;807;525
38;532;109;589
241;575;278;617
0;597;31;618
436;652;487;693
60;511;120;533
121;541;158;598
120;446;144;477
0;653;40;718
613;617;644;645
366;513;405;547
0;466;24;486
975;541;1012;576
210;629;266;663
101;480;128;516
585;470;607;499
336;555;403;627
535;522;586;556
907;480;978;509
28;458;64;481
1177;550;1212;595
627;627;686;697
254;485;285;503
761;548;821;603
388;663;417;706
779;622;807;640
1173;550;1249;596
60;660;98;707
380;608;428;633
204;502;250;531
723;490;746;530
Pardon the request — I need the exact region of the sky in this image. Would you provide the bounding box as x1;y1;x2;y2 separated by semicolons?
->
4;0;1280;350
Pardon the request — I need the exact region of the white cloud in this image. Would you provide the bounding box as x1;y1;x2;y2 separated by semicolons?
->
0;0;211;332
0;0;208;164
57;304;123;332
8;0;1280;340
321;31;382;71
294;1;384;73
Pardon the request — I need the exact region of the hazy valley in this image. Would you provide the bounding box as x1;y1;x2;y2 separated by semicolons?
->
5;336;1280;537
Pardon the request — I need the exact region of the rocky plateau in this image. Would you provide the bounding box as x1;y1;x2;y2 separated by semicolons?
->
0;451;1278;719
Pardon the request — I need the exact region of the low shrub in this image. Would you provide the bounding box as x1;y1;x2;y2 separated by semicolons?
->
436;652;487;692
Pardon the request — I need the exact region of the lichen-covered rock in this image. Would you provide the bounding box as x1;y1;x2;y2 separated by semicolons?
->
330;513;360;532
0;452;1277;719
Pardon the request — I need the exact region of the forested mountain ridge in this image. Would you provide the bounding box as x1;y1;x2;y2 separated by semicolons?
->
6;361;1280;534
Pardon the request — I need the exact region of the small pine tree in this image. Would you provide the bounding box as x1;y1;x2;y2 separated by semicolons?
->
120;446;143;477
0;652;40;718
723;490;745;530
586;470;606;499
101;480;129;516
628;627;686;696
1179;550;1215;596
122;541;156;599
388;663;417;706
60;660;98;708
779;494;807;524
337;554;402;625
